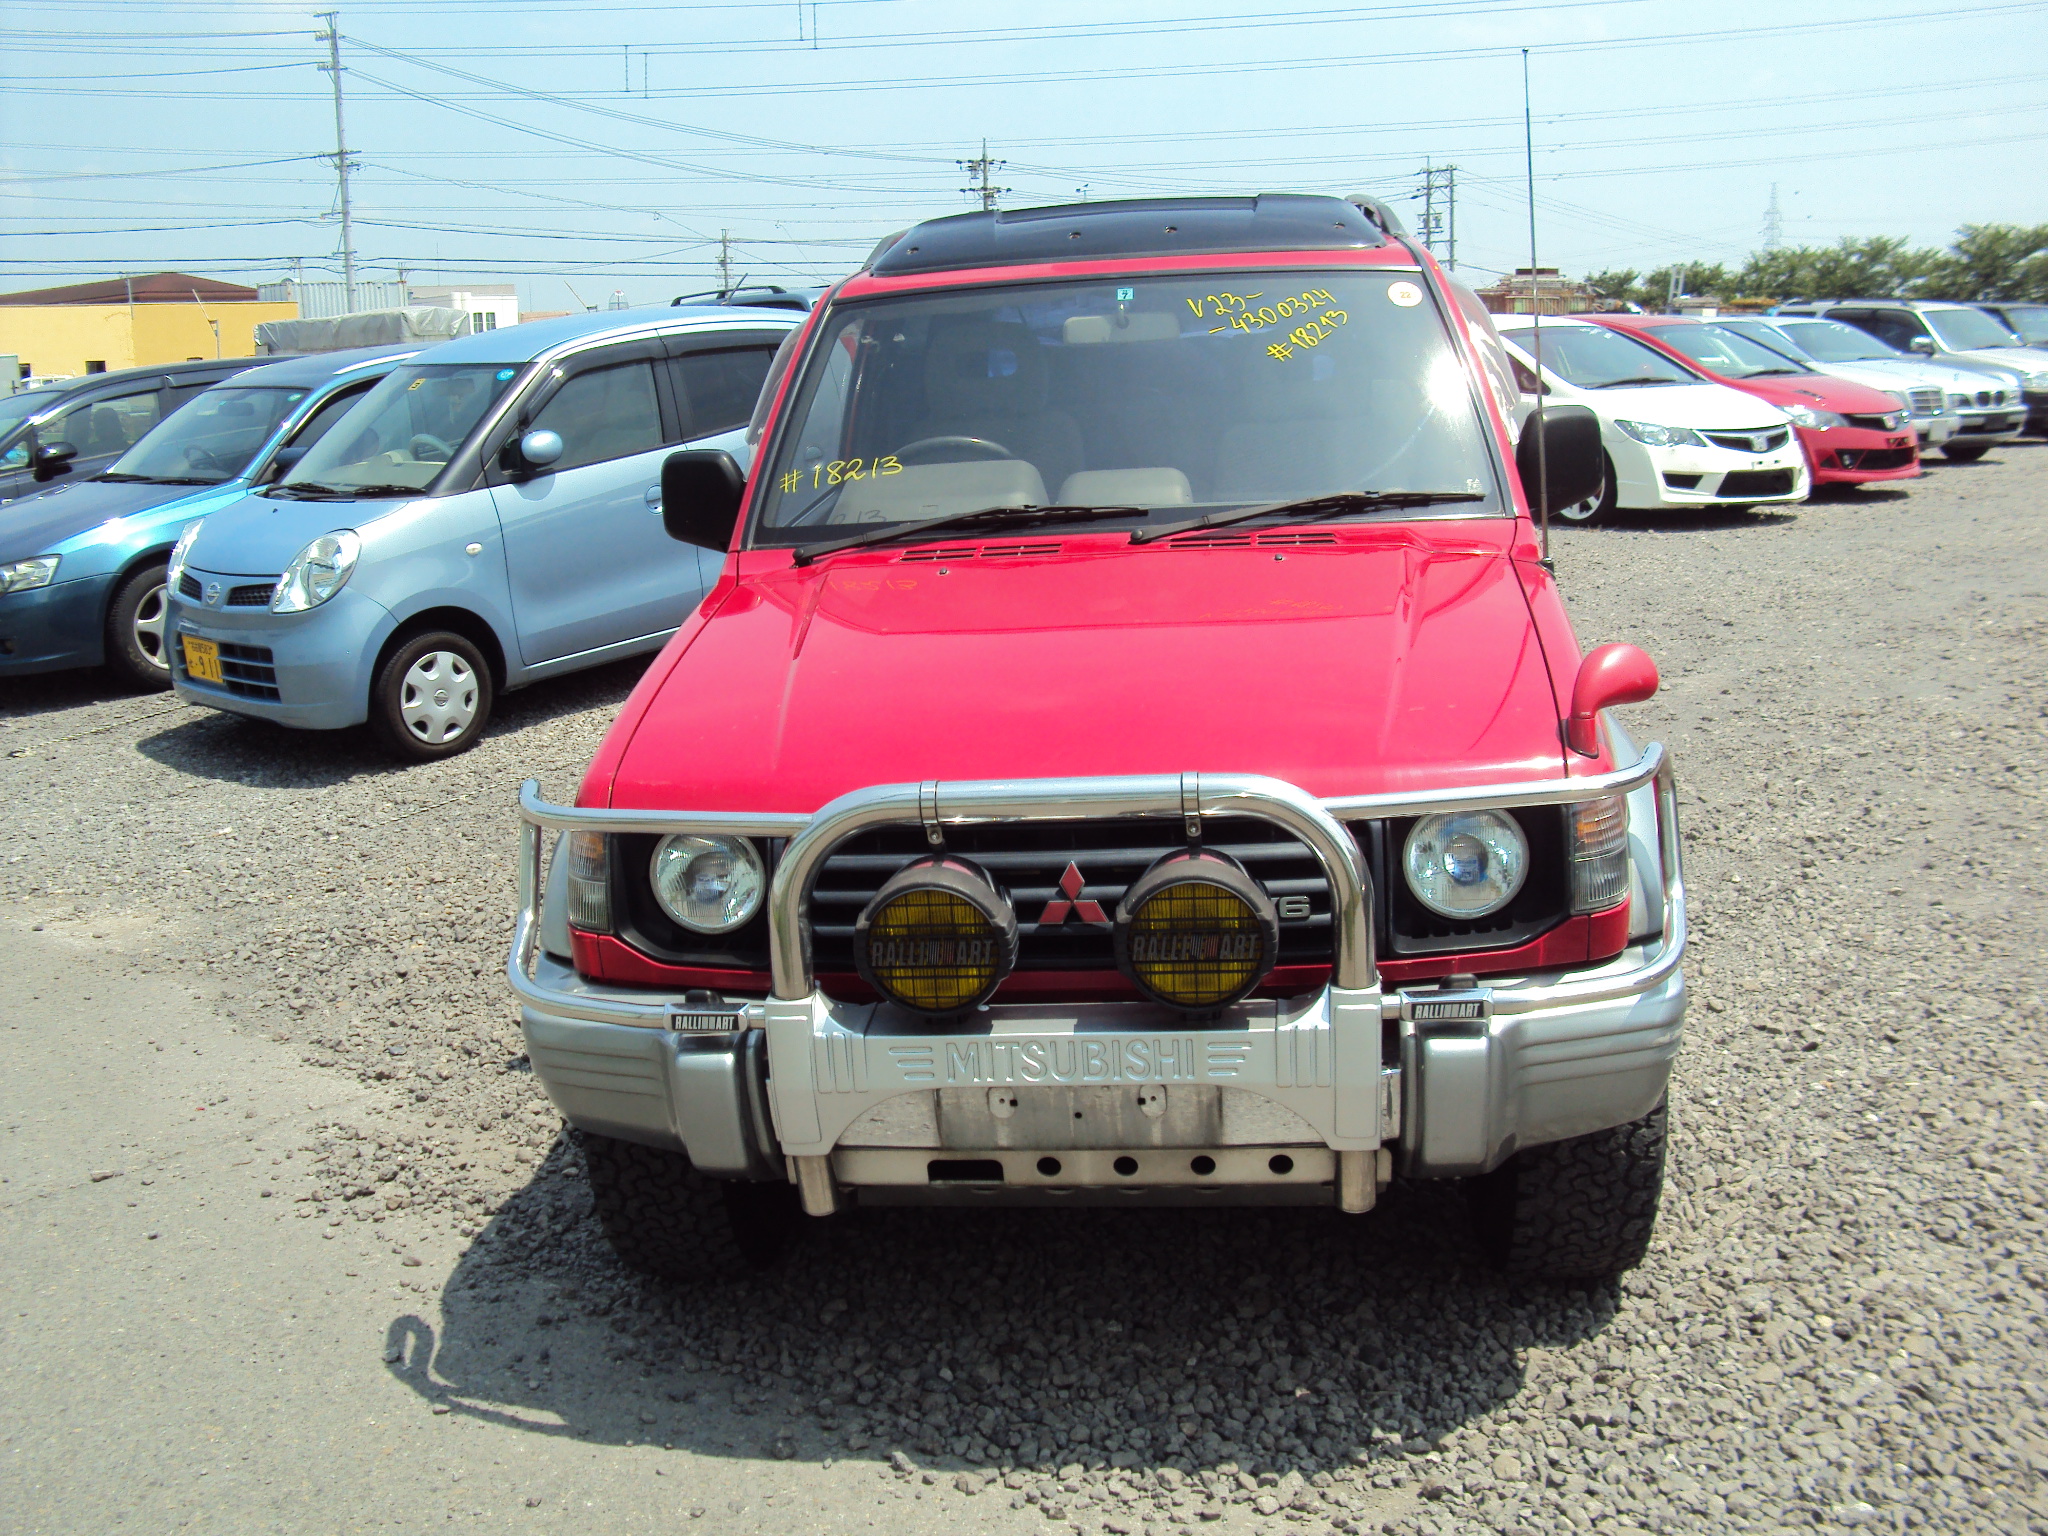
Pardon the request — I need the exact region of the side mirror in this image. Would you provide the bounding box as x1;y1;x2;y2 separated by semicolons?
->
32;440;77;481
660;449;747;551
1515;404;1602;515
1908;336;1935;356
517;428;563;469
1567;642;1660;757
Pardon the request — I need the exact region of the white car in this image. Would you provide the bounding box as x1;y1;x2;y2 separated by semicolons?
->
1713;315;2019;459
1495;318;1807;524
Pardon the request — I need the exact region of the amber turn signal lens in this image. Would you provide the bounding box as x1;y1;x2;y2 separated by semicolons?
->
853;856;1017;1016
1114;849;1279;1011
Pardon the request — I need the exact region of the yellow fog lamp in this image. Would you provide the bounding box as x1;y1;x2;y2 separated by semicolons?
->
852;856;1018;1016
1114;849;1280;1011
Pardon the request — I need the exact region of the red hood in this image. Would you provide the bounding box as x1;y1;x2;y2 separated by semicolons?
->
603;523;1569;813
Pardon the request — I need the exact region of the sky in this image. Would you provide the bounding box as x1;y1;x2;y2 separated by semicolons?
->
1;0;2044;313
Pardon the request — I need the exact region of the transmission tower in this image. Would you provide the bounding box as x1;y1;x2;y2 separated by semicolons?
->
1414;161;1458;271
1761;183;1784;252
959;140;1009;212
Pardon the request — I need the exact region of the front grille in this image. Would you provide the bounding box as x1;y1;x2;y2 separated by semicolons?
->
1704;428;1790;453
1909;387;1944;417
178;573;202;600
1716;470;1797;498
216;642;279;701
226;582;276;608
611;810;1577;982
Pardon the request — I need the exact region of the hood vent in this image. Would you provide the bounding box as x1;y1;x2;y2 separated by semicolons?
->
897;541;1064;562
1160;528;1341;550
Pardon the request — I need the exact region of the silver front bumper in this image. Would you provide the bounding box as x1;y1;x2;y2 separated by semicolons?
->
509;748;1687;1204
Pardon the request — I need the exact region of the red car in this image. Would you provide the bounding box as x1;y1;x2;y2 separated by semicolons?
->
1587;314;1919;486
507;195;1688;1285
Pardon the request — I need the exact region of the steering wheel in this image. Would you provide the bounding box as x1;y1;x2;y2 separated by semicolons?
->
408;433;455;463
184;444;231;475
892;435;1015;465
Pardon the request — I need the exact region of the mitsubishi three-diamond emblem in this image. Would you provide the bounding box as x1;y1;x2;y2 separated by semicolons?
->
1037;862;1109;927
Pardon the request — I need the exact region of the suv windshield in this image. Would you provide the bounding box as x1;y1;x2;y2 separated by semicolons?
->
1926;307;2023;351
751;270;1500;541
1653;324;1807;378
1497;325;1696;389
1994;307;2048;346
279;363;521;496
1764;320;1899;364
105;385;307;484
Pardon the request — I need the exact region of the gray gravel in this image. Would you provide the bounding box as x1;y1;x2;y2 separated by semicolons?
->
5;443;2047;1535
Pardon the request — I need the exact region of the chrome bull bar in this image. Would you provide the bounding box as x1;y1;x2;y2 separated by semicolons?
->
509;740;1680;1030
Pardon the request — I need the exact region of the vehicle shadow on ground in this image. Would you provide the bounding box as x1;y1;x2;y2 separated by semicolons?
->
0;668;163;724
1566;505;1797;534
384;1162;1621;1477
130;655;650;787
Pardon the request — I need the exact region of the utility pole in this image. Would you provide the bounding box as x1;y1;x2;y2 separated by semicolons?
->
1762;183;1783;252
959;141;1009;212
1415;162;1459;271
718;230;733;293
316;12;357;313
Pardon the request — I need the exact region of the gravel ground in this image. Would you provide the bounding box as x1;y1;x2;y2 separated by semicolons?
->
4;442;2046;1535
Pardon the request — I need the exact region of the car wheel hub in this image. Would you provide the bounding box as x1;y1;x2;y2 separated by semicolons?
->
132;582;169;670
398;651;477;744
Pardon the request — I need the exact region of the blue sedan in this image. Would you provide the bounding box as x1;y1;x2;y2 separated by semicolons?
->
0;347;418;687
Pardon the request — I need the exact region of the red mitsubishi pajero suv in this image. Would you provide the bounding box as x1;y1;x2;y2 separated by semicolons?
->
508;194;1687;1283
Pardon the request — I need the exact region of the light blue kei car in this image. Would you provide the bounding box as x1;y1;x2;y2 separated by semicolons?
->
165;305;800;759
0;347;417;687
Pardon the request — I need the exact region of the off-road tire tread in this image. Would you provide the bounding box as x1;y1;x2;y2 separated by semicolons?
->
1476;1098;1667;1282
578;1131;789;1282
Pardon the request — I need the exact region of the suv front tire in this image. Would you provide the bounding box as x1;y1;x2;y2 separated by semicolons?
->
578;1130;796;1282
1470;1098;1668;1281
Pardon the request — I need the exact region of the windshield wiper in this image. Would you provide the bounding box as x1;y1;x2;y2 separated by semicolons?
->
266;480;351;500
1592;378;1686;389
1129;490;1485;545
789;504;1143;566
340;483;428;498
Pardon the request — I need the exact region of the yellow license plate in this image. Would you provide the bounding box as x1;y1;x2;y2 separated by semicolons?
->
182;635;223;685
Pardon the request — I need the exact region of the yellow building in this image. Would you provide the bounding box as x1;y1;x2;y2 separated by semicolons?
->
0;272;297;380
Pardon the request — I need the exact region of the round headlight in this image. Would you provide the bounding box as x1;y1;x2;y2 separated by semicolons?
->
649;834;765;934
855;857;1017;1016
1403;811;1528;919
1114;849;1279;1012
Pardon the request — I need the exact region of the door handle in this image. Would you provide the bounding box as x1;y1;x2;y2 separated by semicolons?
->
644;485;662;511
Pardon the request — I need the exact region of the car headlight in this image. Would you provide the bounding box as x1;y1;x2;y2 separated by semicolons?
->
1776;402;1845;430
0;556;59;595
270;530;361;613
165;520;202;588
1403;811;1529;919
1613;419;1705;448
854;856;1016;1016
1114;849;1279;1011
1879;411;1904;430
650;834;766;935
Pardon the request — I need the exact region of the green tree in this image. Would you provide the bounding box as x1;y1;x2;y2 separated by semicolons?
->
1734;237;1939;301
1921;224;2048;302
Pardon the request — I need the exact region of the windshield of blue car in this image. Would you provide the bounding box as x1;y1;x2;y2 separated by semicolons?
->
105;386;308;484
1497;325;1696;389
278;363;521;495
1765;320;1899;364
749;270;1503;541
1925;307;2022;351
